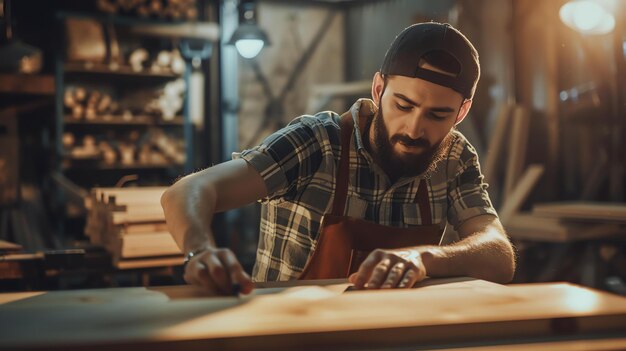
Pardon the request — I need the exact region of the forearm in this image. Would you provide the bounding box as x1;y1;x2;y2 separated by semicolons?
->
418;225;516;283
161;175;217;253
161;160;268;254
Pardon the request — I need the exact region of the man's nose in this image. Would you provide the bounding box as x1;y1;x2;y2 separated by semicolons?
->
405;111;425;139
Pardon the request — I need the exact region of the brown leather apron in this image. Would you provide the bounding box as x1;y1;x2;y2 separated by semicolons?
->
299;112;444;280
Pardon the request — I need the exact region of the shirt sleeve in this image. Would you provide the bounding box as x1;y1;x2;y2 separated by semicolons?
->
232;115;333;201
446;136;498;230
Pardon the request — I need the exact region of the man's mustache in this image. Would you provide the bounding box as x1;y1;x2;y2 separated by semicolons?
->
390;135;431;148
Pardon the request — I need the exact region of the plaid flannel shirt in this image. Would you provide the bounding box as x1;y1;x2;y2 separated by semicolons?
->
234;99;497;282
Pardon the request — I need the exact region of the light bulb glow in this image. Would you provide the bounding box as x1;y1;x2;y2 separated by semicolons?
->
559;0;615;35
235;39;264;59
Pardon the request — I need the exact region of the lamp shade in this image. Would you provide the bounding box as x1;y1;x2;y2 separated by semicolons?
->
227;23;270;59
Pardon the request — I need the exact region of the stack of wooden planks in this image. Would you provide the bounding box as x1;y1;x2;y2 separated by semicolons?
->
84;187;182;268
505;202;626;242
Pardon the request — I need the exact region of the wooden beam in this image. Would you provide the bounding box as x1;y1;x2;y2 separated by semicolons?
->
483;102;512;191
504;105;530;198
499;164;544;224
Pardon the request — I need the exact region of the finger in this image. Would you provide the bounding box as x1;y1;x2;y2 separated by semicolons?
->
365;258;392;289
348;272;358;284
184;261;218;292
381;262;406;288
219;250;254;295
200;252;231;294
353;251;385;289
398;265;426;289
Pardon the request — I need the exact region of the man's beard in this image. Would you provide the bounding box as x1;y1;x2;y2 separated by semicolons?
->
371;105;455;180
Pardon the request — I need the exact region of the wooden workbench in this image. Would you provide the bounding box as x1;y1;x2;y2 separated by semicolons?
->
1;278;626;350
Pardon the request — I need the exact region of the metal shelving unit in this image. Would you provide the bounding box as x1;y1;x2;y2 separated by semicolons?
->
53;10;196;188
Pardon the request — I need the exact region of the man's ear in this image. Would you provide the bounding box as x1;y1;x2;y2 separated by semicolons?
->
371;72;385;103
455;99;473;125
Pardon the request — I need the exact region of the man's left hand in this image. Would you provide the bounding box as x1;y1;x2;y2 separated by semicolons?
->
348;248;427;289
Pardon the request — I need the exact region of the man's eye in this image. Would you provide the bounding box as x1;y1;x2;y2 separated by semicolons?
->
429;112;446;120
396;103;412;111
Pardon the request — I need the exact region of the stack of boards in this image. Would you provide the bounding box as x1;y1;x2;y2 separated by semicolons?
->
85;187;182;269
506;202;626;242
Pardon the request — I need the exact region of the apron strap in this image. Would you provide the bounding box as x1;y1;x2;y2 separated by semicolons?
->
414;178;432;225
331;112;354;216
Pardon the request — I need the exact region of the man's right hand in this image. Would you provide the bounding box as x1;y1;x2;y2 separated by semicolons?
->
183;247;254;295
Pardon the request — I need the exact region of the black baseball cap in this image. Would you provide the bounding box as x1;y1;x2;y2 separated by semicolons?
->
380;22;480;99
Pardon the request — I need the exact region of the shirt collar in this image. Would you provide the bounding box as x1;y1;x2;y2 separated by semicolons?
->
349;98;377;153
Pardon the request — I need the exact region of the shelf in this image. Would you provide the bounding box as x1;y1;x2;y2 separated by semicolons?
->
56;11;193;27
64;62;181;79
0;74;55;95
64;115;184;126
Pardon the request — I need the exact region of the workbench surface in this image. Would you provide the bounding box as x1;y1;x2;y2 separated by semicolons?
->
1;277;625;350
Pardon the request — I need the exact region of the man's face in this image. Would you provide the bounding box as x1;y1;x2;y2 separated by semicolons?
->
370;71;470;180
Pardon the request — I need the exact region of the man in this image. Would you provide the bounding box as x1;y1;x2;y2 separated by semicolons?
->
161;22;515;295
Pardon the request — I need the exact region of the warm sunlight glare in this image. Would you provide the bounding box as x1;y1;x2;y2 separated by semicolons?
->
559;0;615;35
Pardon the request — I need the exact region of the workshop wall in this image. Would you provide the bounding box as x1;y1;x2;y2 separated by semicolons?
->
237;2;345;150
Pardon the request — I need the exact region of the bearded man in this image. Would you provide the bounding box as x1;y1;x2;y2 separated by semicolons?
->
161;22;516;295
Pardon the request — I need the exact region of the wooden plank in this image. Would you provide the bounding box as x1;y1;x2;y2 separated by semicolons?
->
483;102;512;190
93;187;166;205
439;337;626;351
112;205;164;224
124;223;169;234
498;164;544;224
505;213;624;242
1;282;625;350
114;255;183;269
504;105;530;197
0;74;55;95
120;231;181;258
0;240;22;252
130;22;220;41
532;202;626;223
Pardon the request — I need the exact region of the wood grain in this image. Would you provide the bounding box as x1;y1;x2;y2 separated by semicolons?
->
1;281;625;350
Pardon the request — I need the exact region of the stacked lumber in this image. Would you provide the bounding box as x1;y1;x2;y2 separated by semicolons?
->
505;202;626;242
533;202;626;223
84;187;182;268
